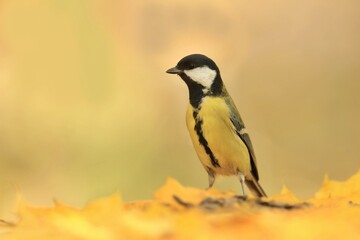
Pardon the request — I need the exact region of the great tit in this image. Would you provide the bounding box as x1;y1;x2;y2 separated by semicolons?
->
166;54;267;197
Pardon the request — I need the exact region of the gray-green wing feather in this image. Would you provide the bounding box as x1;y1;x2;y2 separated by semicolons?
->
225;96;260;181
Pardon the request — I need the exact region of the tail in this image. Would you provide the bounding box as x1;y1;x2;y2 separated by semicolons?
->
245;174;267;197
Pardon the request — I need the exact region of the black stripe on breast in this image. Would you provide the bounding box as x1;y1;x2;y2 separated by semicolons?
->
193;109;220;168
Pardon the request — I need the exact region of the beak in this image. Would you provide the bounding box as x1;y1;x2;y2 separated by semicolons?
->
166;66;182;74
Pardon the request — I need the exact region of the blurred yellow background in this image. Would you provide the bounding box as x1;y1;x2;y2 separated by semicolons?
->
1;0;359;218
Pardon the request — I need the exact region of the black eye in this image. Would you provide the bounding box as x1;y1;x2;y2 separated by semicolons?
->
188;64;195;69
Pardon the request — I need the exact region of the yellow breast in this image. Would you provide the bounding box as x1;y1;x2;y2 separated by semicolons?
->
186;97;251;176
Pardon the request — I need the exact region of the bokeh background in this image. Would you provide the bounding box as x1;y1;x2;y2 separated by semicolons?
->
1;0;359;218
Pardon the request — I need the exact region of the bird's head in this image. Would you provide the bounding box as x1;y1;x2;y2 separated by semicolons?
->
166;54;223;95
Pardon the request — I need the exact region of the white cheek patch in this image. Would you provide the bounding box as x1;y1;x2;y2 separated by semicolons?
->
184;66;217;89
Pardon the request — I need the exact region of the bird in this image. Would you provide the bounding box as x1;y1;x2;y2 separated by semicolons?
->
166;54;267;197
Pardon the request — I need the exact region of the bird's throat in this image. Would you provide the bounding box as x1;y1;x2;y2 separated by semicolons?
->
180;73;224;109
180;73;206;108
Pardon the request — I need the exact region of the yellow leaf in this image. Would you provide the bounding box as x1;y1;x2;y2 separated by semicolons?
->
309;169;360;205
268;185;302;204
2;170;360;239
154;177;234;207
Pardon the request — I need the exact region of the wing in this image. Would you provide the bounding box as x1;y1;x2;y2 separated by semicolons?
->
226;97;260;181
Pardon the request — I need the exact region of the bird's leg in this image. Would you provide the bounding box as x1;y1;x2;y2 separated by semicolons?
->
206;167;216;189
208;174;215;189
237;172;247;196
